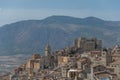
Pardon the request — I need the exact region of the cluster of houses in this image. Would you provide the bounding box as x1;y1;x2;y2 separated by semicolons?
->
1;37;120;80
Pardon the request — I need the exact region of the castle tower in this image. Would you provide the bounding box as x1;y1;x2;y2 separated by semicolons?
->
45;44;51;56
102;49;112;66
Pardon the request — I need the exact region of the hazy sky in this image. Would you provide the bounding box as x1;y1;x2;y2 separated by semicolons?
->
0;0;120;26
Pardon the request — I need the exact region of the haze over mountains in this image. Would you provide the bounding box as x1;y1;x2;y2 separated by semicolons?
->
0;15;120;55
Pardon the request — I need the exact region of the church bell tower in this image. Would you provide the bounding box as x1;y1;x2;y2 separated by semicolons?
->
45;44;51;56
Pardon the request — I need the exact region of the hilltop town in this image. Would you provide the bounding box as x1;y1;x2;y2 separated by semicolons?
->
1;37;120;80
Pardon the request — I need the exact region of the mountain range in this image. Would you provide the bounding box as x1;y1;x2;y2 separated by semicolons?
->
0;15;120;55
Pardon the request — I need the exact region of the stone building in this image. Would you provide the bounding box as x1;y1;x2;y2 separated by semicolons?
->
26;54;41;76
74;37;102;51
91;65;117;80
26;54;41;70
89;49;112;67
58;56;70;67
112;45;120;54
101;49;112;66
67;69;84;80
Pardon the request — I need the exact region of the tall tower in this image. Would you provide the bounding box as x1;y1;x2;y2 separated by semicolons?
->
45;44;51;56
101;48;112;66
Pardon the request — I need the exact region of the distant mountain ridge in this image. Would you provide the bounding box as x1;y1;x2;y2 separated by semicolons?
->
0;15;120;55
